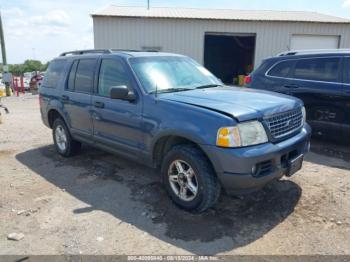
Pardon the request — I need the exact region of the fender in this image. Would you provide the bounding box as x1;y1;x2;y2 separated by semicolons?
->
46;98;71;129
149;128;209;162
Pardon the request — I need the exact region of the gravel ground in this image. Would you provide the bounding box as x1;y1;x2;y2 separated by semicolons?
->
0;94;349;255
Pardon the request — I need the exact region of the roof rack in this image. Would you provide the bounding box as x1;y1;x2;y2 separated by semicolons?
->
59;49;113;56
59;49;159;57
278;49;350;56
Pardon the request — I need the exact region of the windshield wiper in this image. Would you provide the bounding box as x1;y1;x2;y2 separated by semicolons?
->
149;88;193;94
194;84;222;89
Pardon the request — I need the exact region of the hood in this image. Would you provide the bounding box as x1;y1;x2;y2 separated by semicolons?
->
160;86;302;122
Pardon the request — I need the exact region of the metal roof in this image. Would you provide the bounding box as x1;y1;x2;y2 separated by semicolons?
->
91;6;350;24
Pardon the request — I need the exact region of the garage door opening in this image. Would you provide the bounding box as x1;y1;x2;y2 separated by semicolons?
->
204;33;256;85
290;34;340;50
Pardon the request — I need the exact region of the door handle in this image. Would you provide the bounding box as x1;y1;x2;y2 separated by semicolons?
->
284;84;299;89
61;95;69;101
94;101;105;108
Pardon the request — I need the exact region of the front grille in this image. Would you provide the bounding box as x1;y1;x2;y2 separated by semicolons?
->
265;108;303;140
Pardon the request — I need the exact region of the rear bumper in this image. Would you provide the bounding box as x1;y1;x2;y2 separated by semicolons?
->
202;124;311;194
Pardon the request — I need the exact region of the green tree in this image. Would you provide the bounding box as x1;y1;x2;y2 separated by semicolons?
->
9;64;24;75
22;60;43;72
6;60;47;75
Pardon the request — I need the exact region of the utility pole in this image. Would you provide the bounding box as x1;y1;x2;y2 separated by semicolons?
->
0;11;7;65
0;10;11;96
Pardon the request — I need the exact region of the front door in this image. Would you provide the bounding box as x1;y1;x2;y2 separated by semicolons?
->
286;57;344;137
92;58;143;159
62;59;97;139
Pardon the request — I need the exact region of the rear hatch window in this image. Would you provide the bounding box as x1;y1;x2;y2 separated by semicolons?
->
42;59;67;88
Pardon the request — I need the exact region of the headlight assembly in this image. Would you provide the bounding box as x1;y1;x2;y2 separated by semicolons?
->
302;106;306;124
216;121;268;148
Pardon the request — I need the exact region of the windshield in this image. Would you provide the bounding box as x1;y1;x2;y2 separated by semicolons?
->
129;56;221;93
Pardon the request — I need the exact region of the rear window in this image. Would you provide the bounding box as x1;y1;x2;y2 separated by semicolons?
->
72;59;96;93
293;57;340;82
67;60;78;92
42;60;66;88
267;60;294;77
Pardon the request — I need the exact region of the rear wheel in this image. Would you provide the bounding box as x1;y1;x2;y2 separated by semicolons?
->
52;118;81;157
161;145;221;213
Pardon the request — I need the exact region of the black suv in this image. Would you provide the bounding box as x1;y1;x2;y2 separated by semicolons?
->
246;50;350;140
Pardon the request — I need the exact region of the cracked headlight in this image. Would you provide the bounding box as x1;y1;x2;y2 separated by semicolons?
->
216;121;268;148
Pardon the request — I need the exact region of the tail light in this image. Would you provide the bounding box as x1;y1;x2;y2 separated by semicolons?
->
244;75;252;85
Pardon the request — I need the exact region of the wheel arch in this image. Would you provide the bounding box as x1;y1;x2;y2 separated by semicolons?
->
47;107;69;129
152;134;215;173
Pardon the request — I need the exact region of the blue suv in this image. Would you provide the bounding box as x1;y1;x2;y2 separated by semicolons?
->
39;49;311;212
246;49;350;140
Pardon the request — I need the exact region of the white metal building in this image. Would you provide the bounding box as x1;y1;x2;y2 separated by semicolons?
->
92;6;350;83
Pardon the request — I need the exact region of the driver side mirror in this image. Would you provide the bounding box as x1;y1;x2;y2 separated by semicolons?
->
110;86;136;101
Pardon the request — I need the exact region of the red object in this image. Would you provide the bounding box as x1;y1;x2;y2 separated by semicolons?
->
244;75;252;85
20;76;25;94
14;77;19;96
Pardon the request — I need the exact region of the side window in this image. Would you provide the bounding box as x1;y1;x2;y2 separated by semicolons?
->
267;60;294;78
74;59;96;93
42;60;66;88
293;57;340;82
345;58;350;84
98;59;130;97
67;60;78;91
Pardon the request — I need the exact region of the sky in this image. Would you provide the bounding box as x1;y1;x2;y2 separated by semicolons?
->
1;0;350;64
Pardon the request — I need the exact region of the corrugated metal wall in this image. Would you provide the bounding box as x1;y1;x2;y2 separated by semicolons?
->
93;17;350;67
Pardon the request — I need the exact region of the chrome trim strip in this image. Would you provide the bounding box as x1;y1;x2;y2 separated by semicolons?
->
265;56;343;85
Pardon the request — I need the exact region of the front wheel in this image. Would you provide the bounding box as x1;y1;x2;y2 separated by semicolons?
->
161;145;221;213
52;118;81;157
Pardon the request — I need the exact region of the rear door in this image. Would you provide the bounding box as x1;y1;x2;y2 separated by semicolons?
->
286;57;344;137
62;58;97;139
342;57;350;136
91;58;143;160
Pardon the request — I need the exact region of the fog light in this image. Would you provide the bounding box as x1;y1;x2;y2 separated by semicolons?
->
252;165;257;175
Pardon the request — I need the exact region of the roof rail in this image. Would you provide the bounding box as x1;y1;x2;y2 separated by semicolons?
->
278;49;350;56
59;49;113;56
111;49;159;52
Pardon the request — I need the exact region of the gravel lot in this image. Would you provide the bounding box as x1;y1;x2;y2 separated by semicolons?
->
0;94;349;255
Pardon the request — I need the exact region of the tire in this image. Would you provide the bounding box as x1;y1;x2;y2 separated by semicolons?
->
161;144;221;213
52;118;81;157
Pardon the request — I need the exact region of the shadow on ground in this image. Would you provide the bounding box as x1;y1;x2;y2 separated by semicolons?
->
16;145;301;254
307;138;350;171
